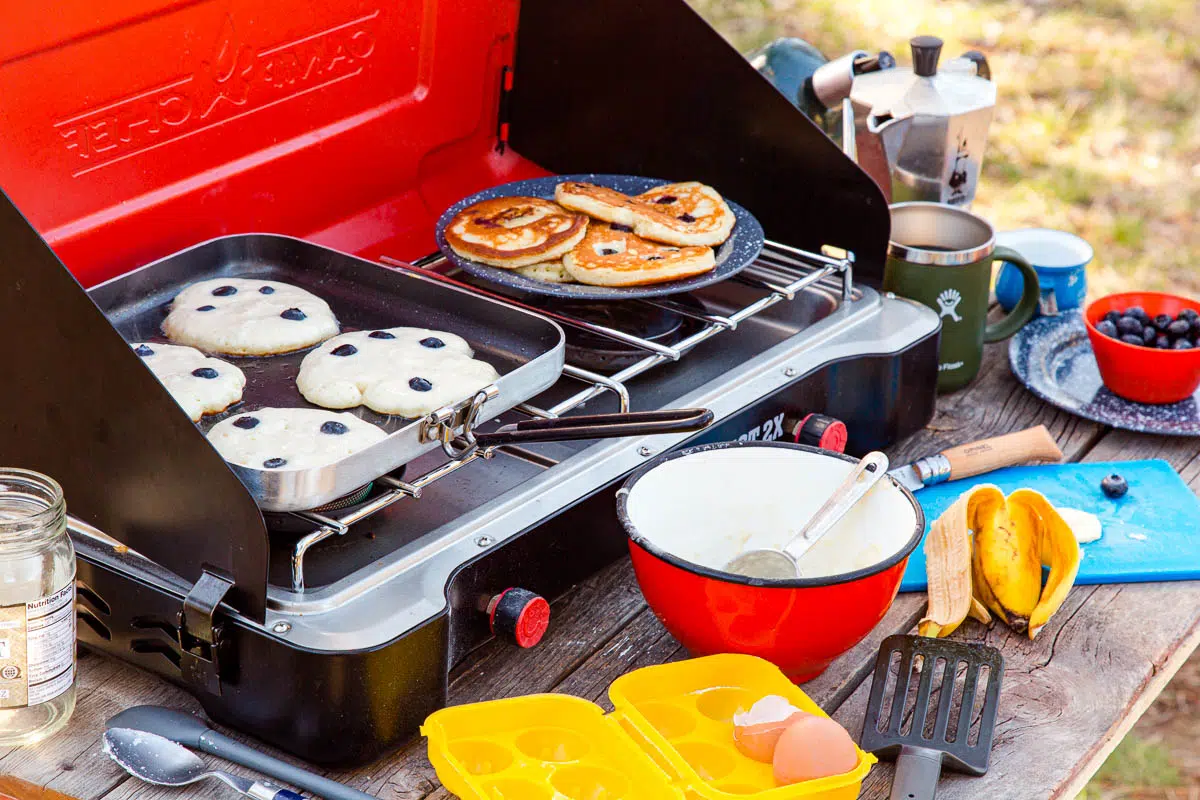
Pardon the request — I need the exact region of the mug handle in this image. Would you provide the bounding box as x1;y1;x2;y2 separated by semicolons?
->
984;246;1040;342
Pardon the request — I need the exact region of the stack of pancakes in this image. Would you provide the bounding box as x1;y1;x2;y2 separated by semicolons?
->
444;181;736;287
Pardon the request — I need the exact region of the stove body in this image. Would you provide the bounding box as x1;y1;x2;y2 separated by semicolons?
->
0;0;938;765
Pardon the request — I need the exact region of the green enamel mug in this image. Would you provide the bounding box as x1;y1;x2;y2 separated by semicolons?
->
884;202;1040;392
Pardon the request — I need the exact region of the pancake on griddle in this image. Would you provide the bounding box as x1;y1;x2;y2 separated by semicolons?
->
515;260;576;284
445;197;588;268
562;222;715;287
634;182;736;247
554;182;645;226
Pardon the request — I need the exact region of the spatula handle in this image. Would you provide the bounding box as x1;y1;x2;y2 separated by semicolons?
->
891;746;945;800
943;425;1063;481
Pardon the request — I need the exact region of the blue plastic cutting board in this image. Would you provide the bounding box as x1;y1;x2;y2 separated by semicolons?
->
899;460;1200;592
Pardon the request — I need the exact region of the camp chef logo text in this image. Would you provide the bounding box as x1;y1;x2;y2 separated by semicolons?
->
738;412;785;443
54;11;380;176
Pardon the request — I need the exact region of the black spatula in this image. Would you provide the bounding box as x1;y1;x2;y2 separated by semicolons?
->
859;635;1003;800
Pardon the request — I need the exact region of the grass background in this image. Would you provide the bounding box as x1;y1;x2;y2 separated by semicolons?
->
682;0;1200;795
687;0;1199;299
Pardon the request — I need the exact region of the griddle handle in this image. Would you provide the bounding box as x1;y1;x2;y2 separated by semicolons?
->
476;408;714;447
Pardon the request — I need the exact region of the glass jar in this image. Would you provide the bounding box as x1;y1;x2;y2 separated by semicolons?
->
0;469;76;746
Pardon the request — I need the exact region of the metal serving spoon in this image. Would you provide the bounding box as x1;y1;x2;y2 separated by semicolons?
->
724;451;890;579
104;728;304;799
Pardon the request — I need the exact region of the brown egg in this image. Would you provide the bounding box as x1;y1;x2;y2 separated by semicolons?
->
733;711;809;763
772;714;859;785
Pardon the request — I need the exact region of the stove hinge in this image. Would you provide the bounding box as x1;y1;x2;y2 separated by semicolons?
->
176;570;235;697
495;65;514;154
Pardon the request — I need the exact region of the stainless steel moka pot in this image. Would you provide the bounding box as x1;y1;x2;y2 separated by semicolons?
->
848;36;996;208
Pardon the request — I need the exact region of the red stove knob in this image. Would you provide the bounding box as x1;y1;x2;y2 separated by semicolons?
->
790;413;848;452
488;588;551;648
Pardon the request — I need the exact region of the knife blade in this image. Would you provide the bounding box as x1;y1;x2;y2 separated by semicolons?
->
888;425;1064;492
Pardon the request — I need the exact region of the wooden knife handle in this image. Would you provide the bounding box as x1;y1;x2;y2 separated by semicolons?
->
944;425;1063;480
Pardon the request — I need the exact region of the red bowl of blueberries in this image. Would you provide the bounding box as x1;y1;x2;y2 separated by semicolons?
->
1085;292;1200;404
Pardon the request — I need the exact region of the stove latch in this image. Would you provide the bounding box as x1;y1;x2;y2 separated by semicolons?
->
176;569;234;697
421;385;500;458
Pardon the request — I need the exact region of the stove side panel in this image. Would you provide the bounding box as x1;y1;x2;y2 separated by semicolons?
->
508;0;892;280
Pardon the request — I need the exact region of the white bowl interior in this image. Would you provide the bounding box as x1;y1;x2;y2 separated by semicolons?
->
997;228;1093;269
625;447;918;579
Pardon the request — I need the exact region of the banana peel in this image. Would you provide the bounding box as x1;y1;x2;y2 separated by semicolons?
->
919;485;1080;640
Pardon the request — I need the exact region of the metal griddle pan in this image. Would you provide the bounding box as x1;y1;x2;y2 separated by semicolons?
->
88;234;567;513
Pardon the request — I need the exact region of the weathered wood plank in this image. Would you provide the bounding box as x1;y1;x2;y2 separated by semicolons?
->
884;341;1102;467
0;651;194;800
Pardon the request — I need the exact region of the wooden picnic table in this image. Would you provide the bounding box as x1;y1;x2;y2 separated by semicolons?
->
4;340;1200;800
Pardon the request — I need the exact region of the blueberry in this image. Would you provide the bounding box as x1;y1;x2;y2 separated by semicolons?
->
1192;318;1200;337
1180;308;1199;321
654;195;677;204
259;286;275;295
1173;339;1193;350
191;367;219;379
1157;334;1171;348
211;285;237;297
1153;314;1173;332
1125;306;1149;323
196;305;216;312
1120;334;1144;346
420;337;445;349
280;308;306;321
1168;319;1191;338
263;457;287;469
233;415;260;429
599;248;619;256
1142;326;1157;345
1100;474;1128;498
134;344;155;357
409;377;433;392
320;421;349;435
1103;310;1121;325
677;213;697;223
609;223;634;233
368;331;395;340
1116;316;1143;336
1096;319;1118;338
331;344;358;357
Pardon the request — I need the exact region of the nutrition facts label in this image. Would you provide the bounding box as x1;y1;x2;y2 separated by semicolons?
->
0;583;75;709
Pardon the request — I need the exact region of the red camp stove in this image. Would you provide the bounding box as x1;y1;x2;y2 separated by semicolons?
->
0;0;939;765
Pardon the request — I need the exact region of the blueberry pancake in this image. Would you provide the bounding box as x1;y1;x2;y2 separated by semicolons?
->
131;342;245;421
634;182;736;247
208;408;387;471
162;278;339;356
562;222;715;287
445;197;587;268
515;260;576;284
296;327;501;417
554;182;647;227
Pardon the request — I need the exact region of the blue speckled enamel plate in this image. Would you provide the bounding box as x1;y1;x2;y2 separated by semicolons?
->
1010;311;1200;436
434;174;765;300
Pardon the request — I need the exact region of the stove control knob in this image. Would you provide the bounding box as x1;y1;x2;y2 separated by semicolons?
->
789;413;848;452
488;588;551;648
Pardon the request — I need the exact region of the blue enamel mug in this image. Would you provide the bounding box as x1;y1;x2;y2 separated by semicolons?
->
995;229;1092;316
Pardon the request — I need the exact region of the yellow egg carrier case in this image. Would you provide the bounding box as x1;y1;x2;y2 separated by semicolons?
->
422;654;876;800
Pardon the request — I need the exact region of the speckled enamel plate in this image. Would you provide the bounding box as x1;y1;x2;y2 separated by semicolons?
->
1010;311;1200;436
434;174;765;300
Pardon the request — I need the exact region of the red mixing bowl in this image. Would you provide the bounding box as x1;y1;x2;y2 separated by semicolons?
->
616;441;924;683
1085;292;1200;404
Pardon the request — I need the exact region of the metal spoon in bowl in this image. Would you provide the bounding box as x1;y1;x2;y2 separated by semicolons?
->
103;728;304;799
723;451;890;579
